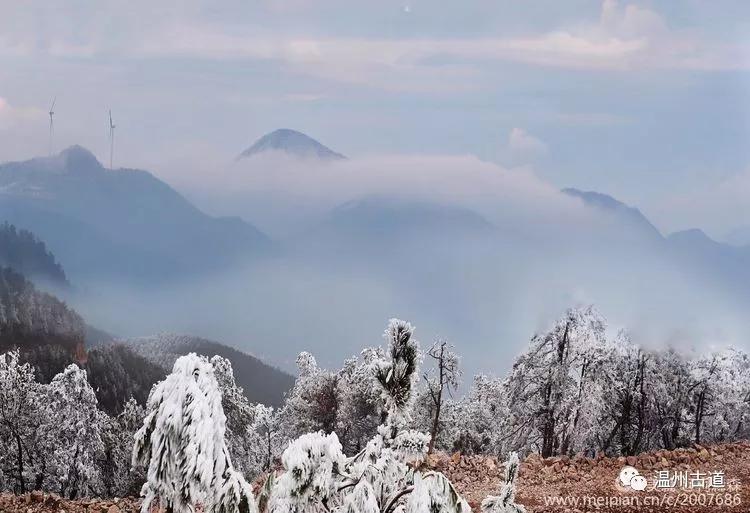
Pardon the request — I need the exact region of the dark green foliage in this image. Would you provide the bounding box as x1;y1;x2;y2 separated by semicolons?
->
127;335;295;407
85;345;166;414
375;320;419;414
0;222;67;286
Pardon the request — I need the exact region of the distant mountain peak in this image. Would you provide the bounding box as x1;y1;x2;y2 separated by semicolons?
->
562;187;662;239
58;145;103;172
238;128;346;161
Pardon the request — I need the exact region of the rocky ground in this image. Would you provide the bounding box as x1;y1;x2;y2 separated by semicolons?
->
431;440;750;512
2;441;748;512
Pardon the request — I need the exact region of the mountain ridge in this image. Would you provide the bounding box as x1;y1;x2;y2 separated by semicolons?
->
123;333;295;407
0;146;273;283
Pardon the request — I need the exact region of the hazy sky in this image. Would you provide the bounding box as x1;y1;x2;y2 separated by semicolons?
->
0;0;749;238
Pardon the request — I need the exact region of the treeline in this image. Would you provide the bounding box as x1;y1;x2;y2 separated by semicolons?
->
1;306;748;503
269;307;750;464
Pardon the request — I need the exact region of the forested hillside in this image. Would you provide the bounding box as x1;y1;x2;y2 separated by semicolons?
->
125;334;294;407
0;223;67;287
0;266;83;356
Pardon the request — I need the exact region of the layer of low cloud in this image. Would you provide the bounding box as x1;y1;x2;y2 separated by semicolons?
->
165;151;591;238
649;169;750;238
76;150;750;375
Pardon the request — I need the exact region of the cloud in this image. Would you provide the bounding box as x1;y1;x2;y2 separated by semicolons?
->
156;150;610;241
508;128;547;155
0;1;746;96
0;96;44;130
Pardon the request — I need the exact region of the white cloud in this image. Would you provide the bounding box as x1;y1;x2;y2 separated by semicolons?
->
0;1;746;95
0;96;44;130
508;127;547;155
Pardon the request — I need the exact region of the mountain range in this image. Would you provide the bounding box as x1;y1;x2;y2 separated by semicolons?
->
0;134;747;377
0;146;272;283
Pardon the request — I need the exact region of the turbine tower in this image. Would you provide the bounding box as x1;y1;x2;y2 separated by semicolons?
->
108;109;116;169
48;97;56;156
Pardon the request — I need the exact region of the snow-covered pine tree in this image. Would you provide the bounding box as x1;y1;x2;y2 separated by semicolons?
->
374;319;421;439
132;353;257;513
480;452;526;513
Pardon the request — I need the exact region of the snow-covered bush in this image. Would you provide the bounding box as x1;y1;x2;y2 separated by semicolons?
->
406;472;471;513
268;431;346;512
132;353;257;513
480;452;525;513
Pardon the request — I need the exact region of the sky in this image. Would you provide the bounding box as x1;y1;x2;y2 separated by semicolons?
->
0;0;749;239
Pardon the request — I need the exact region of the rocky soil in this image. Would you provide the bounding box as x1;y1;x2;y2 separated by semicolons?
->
430;440;750;512
2;441;748;512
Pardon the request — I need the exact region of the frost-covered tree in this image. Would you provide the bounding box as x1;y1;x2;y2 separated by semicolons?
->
595;332;650;455
480;452;525;513
0;350;43;493
39;364;106;498
688;348;750;444
421;340;461;454
646;348;691;450
212;355;259;480
450;375;508;455
266;319;468;513
280;352;340;440
102;397;146;497
335;349;383;453
250;403;283;474
132;353;257;513
504;306;611;457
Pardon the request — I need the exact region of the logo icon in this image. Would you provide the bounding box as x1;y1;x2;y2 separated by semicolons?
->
618;466;647;491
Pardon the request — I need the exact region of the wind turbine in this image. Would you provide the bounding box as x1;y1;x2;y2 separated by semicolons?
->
108;109;115;169
48;97;56;156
